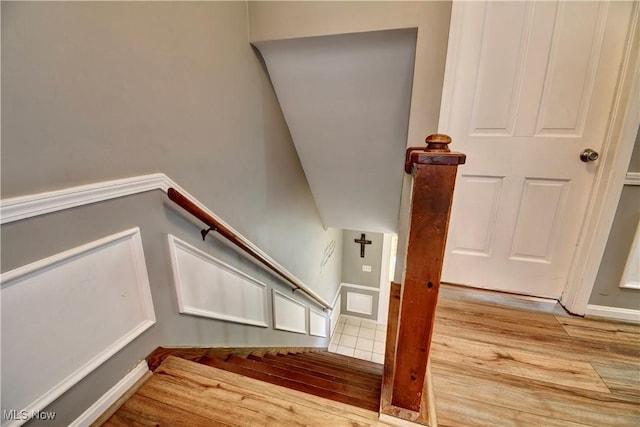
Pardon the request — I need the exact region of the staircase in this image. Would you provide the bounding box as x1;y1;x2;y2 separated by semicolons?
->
99;347;384;426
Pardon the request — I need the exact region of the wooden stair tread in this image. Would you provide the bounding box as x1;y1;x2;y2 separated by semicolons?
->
105;356;392;426
246;354;379;389
226;355;380;399
303;350;385;370
295;352;384;375
263;353;382;384
199;355;381;412
288;354;382;378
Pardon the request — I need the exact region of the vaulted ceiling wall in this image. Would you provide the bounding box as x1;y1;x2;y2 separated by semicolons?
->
253;29;417;233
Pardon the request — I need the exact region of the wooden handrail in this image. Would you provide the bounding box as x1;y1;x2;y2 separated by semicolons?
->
167;187;332;310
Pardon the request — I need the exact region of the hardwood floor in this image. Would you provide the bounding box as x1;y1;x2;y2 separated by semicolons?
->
431;285;640;427
101;285;639;426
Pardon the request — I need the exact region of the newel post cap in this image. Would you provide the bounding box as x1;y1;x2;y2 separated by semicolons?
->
425;134;452;152
404;133;466;173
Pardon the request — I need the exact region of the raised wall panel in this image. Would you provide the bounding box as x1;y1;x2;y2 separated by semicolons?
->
346;291;373;315
168;235;268;328
309;309;327;338
450;175;504;256
536;1;607;136
272;290;307;334
1;228;155;426
470;2;532;135
510;178;570;263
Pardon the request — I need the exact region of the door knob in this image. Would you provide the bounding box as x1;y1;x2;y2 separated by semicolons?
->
580;148;599;162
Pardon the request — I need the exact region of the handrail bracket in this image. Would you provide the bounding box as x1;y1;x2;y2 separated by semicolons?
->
201;226;218;241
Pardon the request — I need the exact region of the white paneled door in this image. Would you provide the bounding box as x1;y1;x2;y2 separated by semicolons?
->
440;1;636;297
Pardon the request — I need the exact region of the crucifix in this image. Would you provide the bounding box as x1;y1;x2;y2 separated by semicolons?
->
354;233;372;258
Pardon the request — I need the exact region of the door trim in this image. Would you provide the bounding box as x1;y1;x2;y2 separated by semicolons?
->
562;2;640;315
438;1;640;315
377;233;394;324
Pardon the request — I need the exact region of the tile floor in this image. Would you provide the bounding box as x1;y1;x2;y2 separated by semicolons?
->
328;315;387;364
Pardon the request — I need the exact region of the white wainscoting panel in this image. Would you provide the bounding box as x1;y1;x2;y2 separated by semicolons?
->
0;228;155;426
272;290;307;334
309;309;327;338
168;235;268;328
585;305;640;323
346;291;374;316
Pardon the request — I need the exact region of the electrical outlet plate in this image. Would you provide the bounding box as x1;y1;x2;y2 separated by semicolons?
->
362;265;372;272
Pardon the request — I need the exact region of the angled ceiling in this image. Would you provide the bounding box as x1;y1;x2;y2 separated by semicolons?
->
253;28;417;233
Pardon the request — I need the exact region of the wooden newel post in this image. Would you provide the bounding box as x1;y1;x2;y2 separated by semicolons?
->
381;134;465;423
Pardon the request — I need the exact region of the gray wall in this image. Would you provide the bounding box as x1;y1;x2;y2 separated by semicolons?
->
340;230;384;321
341;230;384;288
589;128;640;310
1;1;342;424
2;1;342;301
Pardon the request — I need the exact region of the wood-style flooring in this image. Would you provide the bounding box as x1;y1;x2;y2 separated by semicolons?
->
101;285;639;426
431;285;640;427
102;355;394;427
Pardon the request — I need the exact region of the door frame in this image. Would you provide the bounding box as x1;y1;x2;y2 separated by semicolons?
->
438;1;640;315
561;2;640;315
377;233;395;324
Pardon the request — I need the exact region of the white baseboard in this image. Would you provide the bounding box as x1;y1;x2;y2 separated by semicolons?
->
585;304;640;323
70;360;149;427
624;172;640;186
339;313;385;325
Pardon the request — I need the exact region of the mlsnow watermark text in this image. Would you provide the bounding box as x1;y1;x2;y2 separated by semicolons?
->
3;409;57;421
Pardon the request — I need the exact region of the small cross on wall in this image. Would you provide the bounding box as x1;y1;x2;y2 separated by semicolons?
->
354;233;372;258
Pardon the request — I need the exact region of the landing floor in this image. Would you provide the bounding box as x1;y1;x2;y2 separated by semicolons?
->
432;285;639;426
328;284;639;426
